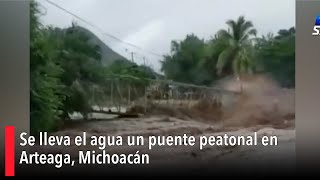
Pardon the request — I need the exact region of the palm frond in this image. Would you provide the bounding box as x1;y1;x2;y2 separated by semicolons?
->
233;48;255;75
237;16;246;26
240;34;249;43
240;21;253;32
226;20;237;38
246;29;257;36
239;21;254;38
217;29;232;40
235;16;246;41
216;46;235;74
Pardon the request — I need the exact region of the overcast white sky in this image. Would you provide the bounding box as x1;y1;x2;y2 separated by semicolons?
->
38;0;295;73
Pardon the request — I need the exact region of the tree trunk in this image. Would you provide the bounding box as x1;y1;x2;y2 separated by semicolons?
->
237;75;243;93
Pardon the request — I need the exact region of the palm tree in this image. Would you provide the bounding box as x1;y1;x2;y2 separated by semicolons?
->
216;16;257;92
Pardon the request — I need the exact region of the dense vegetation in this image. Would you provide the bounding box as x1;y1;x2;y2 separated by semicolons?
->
161;16;295;87
30;1;154;134
31;1;294;134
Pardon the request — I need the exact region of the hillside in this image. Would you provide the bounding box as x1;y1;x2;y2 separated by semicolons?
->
71;26;162;79
73;26;127;65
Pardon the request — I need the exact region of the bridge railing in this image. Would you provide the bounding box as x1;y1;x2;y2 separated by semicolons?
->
89;75;240;115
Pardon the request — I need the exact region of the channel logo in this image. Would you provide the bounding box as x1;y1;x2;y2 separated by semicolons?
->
312;15;320;35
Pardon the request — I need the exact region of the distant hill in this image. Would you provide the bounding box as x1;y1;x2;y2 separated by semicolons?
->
73;26;127;65
67;25;162;78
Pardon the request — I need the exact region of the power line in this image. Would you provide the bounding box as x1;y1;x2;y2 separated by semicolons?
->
44;0;164;58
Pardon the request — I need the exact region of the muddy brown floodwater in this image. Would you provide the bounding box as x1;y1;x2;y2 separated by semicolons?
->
33;116;295;173
32;75;295;174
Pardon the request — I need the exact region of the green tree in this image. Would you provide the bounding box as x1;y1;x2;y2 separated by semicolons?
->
30;0;160;132
30;1;65;134
161;34;211;85
256;27;295;87
31;1;104;124
215;16;257;91
52;25;103;120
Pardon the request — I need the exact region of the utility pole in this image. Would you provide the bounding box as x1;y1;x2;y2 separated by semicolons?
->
125;49;135;63
130;52;135;63
143;56;148;78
